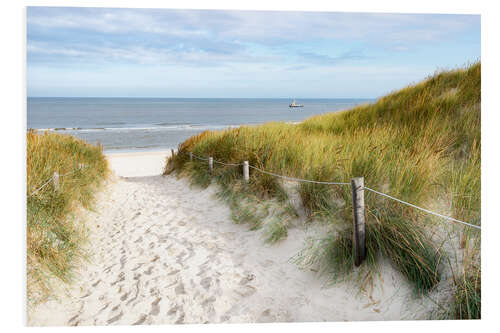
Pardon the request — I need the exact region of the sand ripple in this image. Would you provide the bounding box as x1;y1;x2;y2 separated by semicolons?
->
28;171;437;326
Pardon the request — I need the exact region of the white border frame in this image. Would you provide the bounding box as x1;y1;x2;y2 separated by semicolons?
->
2;1;498;332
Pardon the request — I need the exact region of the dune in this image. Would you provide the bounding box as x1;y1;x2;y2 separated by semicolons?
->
27;151;439;326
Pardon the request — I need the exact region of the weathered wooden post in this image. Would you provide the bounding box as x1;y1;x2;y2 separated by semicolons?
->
351;177;366;266
53;172;60;192
189;152;193;162
171;149;175;157
209;157;213;173
243;161;249;183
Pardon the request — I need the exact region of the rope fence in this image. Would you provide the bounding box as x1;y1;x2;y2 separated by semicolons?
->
213;160;244;167
363;187;481;230
178;149;481;234
248;165;351;186
27;148;480;268
30;177;54;196
29;164;87;197
178;149;481;265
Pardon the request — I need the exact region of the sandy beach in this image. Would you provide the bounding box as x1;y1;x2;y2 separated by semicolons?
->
28;150;438;326
105;150;173;177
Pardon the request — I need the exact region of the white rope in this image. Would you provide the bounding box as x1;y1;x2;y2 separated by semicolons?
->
249;165;350;186
191;153;209;161
29;164;87;196
184;150;349;185
188;152;242;167
364;186;481;230
213;159;243;167
30;177;53;196
181;150;480;230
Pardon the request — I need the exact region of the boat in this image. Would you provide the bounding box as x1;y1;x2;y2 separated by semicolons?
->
289;99;304;108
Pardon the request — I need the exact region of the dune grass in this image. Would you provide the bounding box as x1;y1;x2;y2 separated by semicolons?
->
166;63;480;318
27;130;108;305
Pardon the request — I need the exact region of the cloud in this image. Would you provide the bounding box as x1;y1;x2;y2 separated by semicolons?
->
26;7;480;97
28;8;479;43
27;8;479;51
27;39;284;68
296;49;370;66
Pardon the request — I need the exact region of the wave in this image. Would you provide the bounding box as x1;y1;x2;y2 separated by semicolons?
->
33;123;244;133
36;127;86;131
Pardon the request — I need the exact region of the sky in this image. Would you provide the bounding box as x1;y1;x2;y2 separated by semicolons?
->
26;7;481;98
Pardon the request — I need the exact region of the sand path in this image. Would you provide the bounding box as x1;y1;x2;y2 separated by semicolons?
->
28;152;435;326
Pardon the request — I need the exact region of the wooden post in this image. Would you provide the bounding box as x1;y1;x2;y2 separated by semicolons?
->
351;177;366;266
171;149;175;157
243;161;249;183
53;172;60;192
189;152;193;162
209;157;213;173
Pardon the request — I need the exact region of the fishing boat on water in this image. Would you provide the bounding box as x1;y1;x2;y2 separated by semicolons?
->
289;99;304;108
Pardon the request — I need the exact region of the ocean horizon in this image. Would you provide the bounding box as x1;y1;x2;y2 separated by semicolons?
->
27;97;374;152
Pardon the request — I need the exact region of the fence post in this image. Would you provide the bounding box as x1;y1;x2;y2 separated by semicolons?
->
189;152;193;162
53;172;60;192
209;157;213;173
351;177;366;266
171;149;175;157
243;161;249;183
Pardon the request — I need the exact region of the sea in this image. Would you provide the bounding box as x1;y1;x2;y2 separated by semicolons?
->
27;98;373;152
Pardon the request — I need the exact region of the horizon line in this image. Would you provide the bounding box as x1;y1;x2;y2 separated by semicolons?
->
27;96;376;99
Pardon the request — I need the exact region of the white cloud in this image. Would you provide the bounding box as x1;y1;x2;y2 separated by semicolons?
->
27;40;285;67
26;7;480;97
28;8;479;44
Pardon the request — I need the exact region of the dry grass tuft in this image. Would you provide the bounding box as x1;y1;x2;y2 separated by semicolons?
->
27;130;108;305
167;63;480;317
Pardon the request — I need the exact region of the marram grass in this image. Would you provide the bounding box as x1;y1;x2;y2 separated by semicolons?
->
166;63;480;318
27;130;108;305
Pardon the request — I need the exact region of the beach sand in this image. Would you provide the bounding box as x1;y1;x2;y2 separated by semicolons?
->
105;150;172;177
28;150;438;326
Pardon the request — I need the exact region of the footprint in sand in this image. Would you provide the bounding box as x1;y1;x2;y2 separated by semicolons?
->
200;277;212;290
91;279;102;287
132;314;147;325
149;297;161;316
110;272;125;286
29;174;434;326
107;311;124;324
120;291;129;301
175;282;186;295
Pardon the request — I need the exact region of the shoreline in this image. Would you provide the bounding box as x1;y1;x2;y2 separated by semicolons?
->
31;120;309;156
104;147;177;155
99;121;303;155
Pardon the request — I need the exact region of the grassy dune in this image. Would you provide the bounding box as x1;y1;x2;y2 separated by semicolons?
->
27;130;108;304
167;63;481;319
